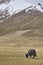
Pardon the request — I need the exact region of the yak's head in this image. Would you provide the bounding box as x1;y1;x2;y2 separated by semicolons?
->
25;53;28;58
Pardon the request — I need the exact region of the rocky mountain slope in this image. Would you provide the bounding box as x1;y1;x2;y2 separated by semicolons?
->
0;8;43;38
0;0;10;4
0;0;43;38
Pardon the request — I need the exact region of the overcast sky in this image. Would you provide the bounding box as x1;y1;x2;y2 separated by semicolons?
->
26;0;43;5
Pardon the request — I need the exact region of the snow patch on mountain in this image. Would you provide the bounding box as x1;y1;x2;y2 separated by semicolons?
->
26;4;43;13
0;0;31;16
0;0;43;20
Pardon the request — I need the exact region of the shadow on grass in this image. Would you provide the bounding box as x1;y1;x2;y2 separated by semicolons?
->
34;57;40;60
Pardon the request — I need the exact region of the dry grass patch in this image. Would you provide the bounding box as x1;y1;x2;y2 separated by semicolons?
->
0;37;43;65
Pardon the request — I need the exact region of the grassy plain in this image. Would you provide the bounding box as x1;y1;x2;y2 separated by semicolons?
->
0;37;43;65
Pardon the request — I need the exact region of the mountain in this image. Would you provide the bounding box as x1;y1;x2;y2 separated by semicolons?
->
0;0;43;38
0;0;43;21
0;0;31;20
0;7;43;37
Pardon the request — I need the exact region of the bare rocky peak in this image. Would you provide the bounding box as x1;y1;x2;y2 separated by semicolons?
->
0;0;10;4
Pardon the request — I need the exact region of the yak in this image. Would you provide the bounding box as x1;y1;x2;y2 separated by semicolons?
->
25;49;37;59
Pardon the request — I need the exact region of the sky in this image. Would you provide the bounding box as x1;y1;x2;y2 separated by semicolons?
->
26;0;43;5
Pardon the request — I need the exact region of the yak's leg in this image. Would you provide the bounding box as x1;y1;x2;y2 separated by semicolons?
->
30;55;31;59
33;55;35;59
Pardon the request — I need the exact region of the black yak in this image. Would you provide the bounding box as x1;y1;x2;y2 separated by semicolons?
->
25;49;37;59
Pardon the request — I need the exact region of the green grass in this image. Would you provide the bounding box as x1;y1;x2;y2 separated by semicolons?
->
0;37;43;65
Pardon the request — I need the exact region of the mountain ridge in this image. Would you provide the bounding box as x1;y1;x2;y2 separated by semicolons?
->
0;0;43;21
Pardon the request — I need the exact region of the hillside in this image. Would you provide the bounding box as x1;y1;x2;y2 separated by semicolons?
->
0;8;43;38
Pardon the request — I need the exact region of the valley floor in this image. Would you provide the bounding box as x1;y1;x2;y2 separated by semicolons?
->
0;37;43;65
